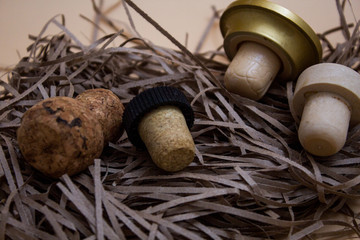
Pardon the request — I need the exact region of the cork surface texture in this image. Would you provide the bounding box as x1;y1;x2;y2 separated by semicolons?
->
138;105;195;172
76;88;125;144
17;97;104;178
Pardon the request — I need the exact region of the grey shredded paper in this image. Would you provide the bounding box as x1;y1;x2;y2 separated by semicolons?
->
1;0;360;239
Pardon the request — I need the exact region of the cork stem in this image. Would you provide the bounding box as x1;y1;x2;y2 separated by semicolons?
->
138;105;195;172
298;92;351;156
224;41;281;100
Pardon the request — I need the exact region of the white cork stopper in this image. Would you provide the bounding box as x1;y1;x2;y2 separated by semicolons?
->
224;41;281;100
298;92;351;156
293;63;360;156
138;105;195;172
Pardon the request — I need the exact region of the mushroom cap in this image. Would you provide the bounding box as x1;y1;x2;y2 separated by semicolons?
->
220;0;322;81
293;63;360;125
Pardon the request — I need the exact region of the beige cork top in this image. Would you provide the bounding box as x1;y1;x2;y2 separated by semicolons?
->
293;63;360;125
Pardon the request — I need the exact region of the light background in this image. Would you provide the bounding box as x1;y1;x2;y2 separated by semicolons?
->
1;0;360;69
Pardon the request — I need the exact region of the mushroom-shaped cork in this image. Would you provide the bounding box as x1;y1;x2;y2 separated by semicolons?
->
76;88;125;145
293;63;360;156
123;86;195;172
17;89;124;178
220;0;322;100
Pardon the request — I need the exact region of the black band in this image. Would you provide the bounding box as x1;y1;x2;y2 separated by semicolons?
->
123;86;194;148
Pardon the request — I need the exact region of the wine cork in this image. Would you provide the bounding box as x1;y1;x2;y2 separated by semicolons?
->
298;92;351;156
17;89;124;178
138;106;195;172
220;0;322;100
123;86;195;172
224;42;281;100
17;97;104;178
293;63;360;156
76;88;124;144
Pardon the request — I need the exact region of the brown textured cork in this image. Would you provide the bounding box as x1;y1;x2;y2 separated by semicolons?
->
76;88;124;144
17;97;104;178
138;105;195;172
17;88;124;178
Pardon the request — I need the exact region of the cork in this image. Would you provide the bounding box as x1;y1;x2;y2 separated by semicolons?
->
76;88;125;144
224;42;281;100
17;88;124;178
138;105;195;172
123;86;195;172
220;0;322;100
293;63;360;156
17;97;104;178
298;92;351;156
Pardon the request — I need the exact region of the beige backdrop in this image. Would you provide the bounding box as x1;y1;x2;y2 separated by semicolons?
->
1;0;360;69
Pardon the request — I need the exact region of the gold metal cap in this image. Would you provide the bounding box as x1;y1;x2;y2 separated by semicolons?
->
220;0;322;81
